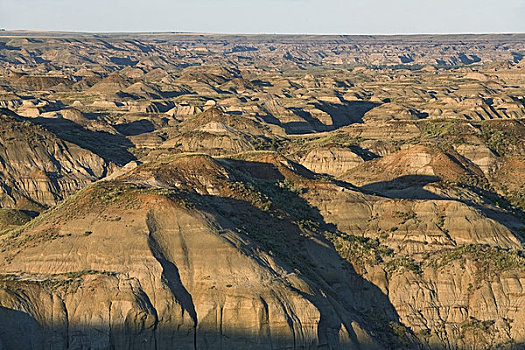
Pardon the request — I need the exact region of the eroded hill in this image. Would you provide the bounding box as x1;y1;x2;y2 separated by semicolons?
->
0;33;524;350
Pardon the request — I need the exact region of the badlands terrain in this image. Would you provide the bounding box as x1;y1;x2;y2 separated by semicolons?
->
0;31;524;349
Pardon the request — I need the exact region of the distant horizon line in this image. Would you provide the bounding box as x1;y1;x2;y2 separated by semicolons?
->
1;29;525;37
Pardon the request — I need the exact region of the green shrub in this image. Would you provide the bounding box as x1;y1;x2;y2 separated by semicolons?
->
386;256;422;275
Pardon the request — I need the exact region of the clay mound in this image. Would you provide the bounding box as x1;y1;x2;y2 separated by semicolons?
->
362;102;424;122
124;82;163;99
178;65;240;86
71;75;103;91
166;103;203;118
59;107;118;134
162;131;263;156
121;154;232;195
311;187;523;254
74;67;103;77
126;100;174;116
219;77;257;93
161;107;274;155
59;107;86;123
88;72;130;93
343;145;483;187
142;67;169;82
10;75;73;91
119;66;145;79
464;72;490;81
198;120;236;133
125;152;311;192
6;71;26;80
298;146;365;176
181;107;267;135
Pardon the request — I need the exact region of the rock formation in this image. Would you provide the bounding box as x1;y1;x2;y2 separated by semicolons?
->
0;32;523;349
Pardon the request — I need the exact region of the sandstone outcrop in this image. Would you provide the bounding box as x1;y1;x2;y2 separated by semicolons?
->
0;109;113;209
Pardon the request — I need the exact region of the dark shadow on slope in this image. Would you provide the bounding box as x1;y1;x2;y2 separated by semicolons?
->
0;306;44;348
314;100;380;129
511;96;525;107
257;112;283;128
409;109;430;119
0;313;522;350
360;175;444;200
459;184;525;241
146;211;198;348
81;112;104;121
187;191;415;349
251;79;273;87
483;98;504;119
399;55;414;63
116;91;140;100
458;53;481;65
190;159;420;348
27;116;136;165
285;108;327;134
511;52;524;63
221;157;317;181
109;56;139;66
160;90;191;99
281;100;381;135
0;162;417;349
0;169;523;348
114;119;155;136
349;144;381;161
